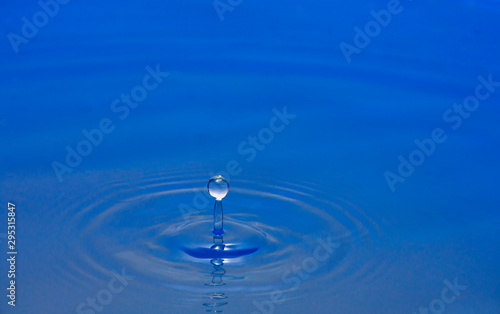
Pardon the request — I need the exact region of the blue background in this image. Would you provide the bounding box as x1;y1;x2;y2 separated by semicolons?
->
1;0;500;313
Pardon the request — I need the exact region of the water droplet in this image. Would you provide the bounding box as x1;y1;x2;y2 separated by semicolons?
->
207;175;229;200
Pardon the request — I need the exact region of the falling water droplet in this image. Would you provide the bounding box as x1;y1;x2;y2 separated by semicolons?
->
207;175;229;200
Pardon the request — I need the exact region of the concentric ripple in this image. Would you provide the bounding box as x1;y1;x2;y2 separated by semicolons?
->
59;172;387;308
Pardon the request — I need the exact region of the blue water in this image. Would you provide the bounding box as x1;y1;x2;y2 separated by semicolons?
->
1;0;500;313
